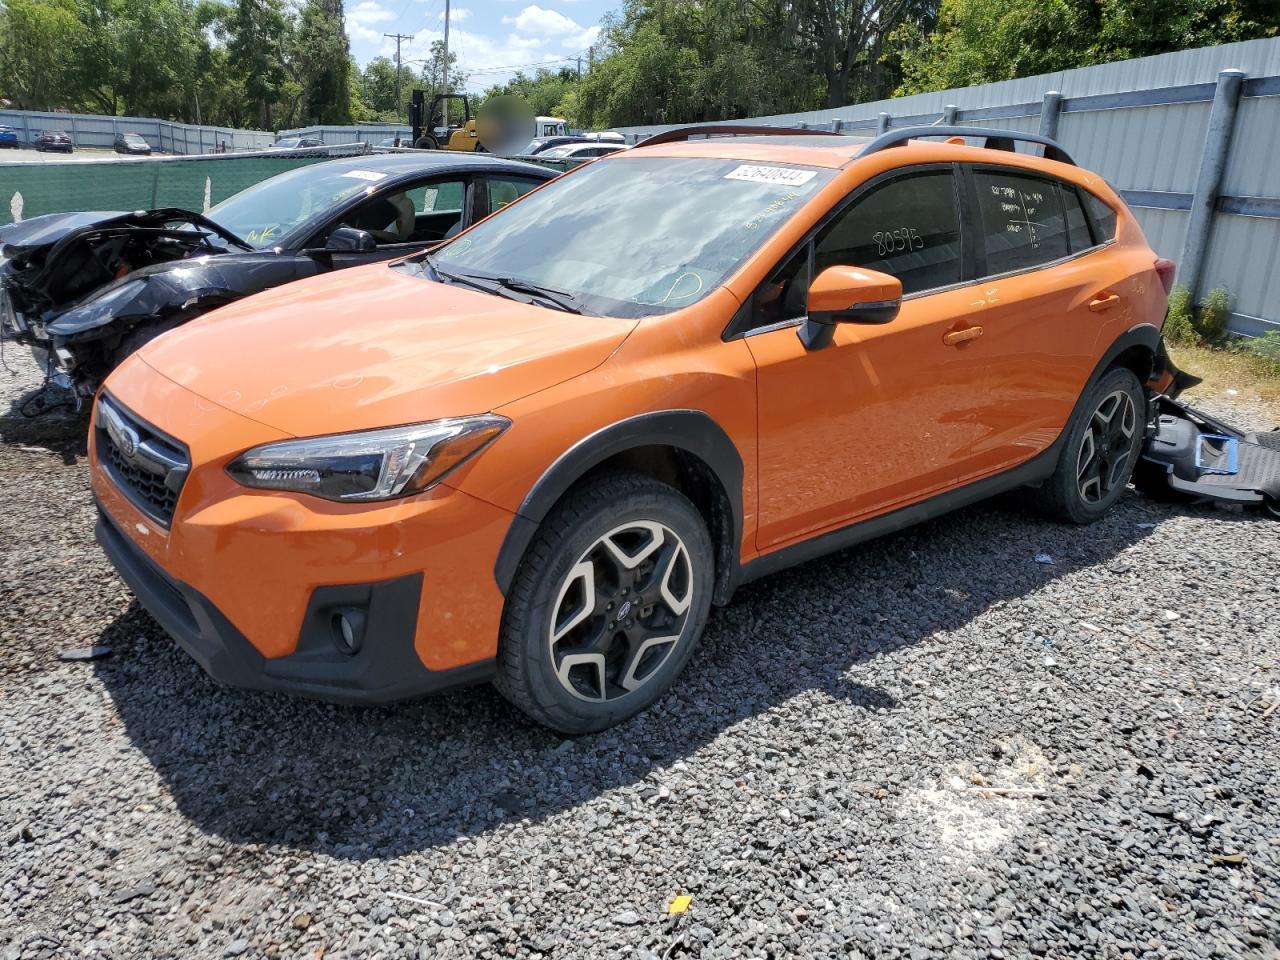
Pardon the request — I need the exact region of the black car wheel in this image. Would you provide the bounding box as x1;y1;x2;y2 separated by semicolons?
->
494;472;714;734
1037;367;1146;524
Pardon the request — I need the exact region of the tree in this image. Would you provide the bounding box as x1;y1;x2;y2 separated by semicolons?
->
0;0;88;110
294;0;351;124
416;38;466;101
223;0;294;129
895;0;1279;94
360;55;400;115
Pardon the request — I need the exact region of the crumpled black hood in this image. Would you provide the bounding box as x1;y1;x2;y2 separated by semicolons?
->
0;211;134;253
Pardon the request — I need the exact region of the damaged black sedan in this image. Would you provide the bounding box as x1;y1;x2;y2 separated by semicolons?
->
0;152;554;404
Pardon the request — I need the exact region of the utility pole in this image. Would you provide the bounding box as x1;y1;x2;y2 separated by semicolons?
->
441;0;451;127
384;32;414;121
576;56;582;82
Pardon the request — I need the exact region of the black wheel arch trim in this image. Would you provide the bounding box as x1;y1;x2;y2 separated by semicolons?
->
493;409;744;604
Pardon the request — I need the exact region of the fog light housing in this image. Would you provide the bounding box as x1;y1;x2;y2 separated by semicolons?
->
331;608;367;656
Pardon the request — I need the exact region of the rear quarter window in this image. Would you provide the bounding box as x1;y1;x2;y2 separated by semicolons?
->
1083;190;1118;242
1063;186;1094;253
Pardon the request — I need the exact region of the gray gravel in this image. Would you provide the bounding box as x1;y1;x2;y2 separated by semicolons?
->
2;353;1279;960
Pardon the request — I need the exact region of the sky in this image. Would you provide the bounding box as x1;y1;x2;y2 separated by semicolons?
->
344;0;616;94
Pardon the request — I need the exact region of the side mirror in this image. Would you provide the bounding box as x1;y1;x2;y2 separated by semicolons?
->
798;265;903;351
325;226;376;253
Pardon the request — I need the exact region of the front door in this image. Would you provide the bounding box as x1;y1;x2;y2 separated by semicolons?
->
745;166;1015;551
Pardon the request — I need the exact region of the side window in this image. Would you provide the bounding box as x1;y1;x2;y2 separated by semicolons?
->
1082;190;1117;242
814;170;962;296
752;244;811;329
972;170;1070;275
1062;184;1094;253
485;176;541;215
413;180;464;214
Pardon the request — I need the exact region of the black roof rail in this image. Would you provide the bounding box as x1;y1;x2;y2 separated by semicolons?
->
635;124;846;149
860;125;1076;165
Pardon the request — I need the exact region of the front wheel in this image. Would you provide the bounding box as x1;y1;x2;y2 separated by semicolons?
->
494;472;714;734
1036;366;1146;524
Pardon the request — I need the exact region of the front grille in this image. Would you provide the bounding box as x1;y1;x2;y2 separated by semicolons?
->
96;395;190;526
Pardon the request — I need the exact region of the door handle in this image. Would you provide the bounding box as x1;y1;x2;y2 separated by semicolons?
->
1089;293;1121;312
943;325;984;346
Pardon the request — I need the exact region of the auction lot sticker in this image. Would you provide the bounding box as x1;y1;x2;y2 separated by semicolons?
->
342;169;389;182
724;164;818;186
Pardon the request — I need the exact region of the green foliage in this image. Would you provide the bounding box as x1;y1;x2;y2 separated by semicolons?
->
1197;286;1233;344
294;0;352;124
1164;287;1198;345
1243;330;1280;378
896;0;1278;94
1164;285;1235;346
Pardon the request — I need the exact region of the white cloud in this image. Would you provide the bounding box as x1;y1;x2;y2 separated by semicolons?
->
451;6;472;20
501;5;599;48
347;0;397;43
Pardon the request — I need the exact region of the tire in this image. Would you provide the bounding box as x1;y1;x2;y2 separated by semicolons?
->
494;472;715;734
1036;366;1146;524
414;135;439;150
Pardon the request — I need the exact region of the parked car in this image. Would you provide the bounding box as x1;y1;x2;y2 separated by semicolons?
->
521;135;593;155
537;142;625;160
274;136;325;149
113;132;153;155
0;152;554;398
34;130;73;153
0;125;19;148
89;125;1184;733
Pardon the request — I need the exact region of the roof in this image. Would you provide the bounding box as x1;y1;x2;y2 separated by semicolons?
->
318;151;552;178
623;134;873;168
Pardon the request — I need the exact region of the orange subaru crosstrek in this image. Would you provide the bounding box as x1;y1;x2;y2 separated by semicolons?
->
91;125;1180;732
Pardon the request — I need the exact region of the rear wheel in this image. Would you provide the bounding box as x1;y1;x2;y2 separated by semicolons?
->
414;135;439;150
1037;367;1146;524
494;472;714;734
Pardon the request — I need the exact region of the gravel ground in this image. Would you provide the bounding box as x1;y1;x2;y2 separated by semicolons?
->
2;354;1278;960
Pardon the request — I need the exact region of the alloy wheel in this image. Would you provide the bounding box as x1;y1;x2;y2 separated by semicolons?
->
1076;388;1138;504
547;520;694;702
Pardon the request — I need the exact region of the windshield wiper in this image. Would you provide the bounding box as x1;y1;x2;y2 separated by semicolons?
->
489;276;581;314
424;257;581;313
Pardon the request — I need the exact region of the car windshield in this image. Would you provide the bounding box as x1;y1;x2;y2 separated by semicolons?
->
427;156;834;318
206;162;389;248
125;134;146;144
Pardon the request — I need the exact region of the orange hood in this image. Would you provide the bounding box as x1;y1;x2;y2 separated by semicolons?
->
138;263;637;437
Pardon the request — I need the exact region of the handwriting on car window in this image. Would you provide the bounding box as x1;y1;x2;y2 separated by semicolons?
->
639;271;704;306
872;227;924;257
245;224;279;246
991;183;1046;246
746;191;801;230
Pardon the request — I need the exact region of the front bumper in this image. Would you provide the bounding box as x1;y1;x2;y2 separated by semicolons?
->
90;358;516;698
96;505;494;703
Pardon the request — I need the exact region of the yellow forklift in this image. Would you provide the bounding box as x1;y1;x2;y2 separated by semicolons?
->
409;91;481;151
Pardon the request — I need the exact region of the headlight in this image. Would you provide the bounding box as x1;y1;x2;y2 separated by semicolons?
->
46;278;148;335
225;415;509;502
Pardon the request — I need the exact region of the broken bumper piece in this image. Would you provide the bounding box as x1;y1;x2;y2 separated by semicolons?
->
1138;396;1280;518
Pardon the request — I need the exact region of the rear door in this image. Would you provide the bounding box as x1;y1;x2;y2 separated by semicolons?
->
953;164;1128;461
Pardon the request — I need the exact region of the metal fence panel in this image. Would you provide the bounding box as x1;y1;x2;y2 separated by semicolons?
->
1221;94;1280;198
0;108;274;154
1200;213;1280;335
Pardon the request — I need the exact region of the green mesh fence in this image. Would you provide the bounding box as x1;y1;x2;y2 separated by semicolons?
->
0;154;334;226
0;152;581;227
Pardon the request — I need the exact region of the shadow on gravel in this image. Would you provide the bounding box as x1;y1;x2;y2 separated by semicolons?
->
93;490;1163;861
0;377;89;463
